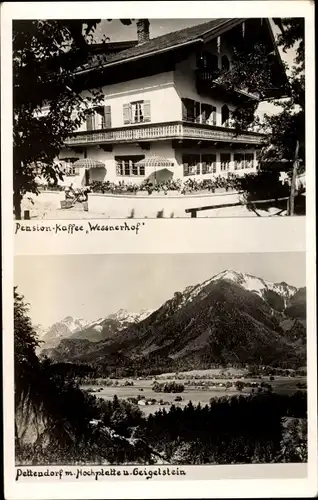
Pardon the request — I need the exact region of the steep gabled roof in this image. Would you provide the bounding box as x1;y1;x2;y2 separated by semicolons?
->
77;18;242;73
75;18;288;97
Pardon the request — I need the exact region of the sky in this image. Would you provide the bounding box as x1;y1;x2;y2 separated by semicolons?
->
15;252;305;328
92;18;297;119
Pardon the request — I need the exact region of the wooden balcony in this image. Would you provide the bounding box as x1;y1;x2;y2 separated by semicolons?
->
64;121;265;148
195;69;260;101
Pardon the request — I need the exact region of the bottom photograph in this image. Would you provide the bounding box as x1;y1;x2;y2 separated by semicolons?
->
14;252;307;466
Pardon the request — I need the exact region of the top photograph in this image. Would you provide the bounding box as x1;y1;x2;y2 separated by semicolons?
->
13;17;305;220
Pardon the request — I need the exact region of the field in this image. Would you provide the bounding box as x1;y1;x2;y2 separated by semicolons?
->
81;370;306;416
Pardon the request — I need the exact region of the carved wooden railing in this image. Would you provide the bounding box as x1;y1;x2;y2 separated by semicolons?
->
64;121;264;147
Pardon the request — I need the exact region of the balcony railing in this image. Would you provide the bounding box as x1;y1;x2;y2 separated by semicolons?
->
64;121;264;147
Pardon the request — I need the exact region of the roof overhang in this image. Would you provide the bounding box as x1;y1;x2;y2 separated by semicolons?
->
75;38;204;76
75;19;247;77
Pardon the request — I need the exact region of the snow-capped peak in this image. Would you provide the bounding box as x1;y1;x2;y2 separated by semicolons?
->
61;316;89;333
173;269;298;310
107;308;153;323
211;270;297;301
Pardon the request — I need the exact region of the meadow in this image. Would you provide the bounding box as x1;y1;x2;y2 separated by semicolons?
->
81;369;306;416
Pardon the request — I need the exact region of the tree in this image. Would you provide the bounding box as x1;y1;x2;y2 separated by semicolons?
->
14;288;155;465
13;19;132;219
262;19;305;215
218;19;304;213
234;380;245;392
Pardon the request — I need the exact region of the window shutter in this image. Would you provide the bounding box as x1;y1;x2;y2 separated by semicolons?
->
123;103;131;124
86;112;95;131
143;100;151;122
104;105;111;128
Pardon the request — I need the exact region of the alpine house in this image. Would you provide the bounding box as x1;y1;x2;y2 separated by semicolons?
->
59;18;288;187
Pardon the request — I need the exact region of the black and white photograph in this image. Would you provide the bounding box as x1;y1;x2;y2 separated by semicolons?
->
2;1;316;498
14;253;307;467
13;17;305;220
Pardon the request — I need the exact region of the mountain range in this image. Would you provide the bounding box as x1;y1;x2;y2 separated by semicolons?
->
40;309;153;349
40;270;306;372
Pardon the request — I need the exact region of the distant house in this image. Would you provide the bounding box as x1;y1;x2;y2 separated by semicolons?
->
56;18;287;187
137;400;147;406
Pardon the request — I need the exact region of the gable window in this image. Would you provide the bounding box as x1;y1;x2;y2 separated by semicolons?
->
202;154;217;174
197;51;219;70
123;101;151;125
183;154;200;176
220;153;231;171
115;155;145;176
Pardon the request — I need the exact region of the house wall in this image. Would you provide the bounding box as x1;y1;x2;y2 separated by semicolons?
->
85;141;178;184
75;37;239;134
57;141;257;187
173;39;237;126
175;147;257;180
77;72;181;132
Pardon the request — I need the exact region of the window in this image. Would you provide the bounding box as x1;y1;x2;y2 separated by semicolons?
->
221;105;230;125
132;101;143;123
201;103;211;124
221;55;230;71
207;105;217;126
61;158;80;176
194;101;201;123
182;98;195;122
115;156;145;177
86;105;111;131
202;154;217;174
183;154;200;176
234;153;244;170
183;100;217;126
123;101;151;124
220;153;231;171
234;153;254;170
245;153;254;169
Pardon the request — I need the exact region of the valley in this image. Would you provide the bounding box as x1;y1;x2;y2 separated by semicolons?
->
15;262;308;466
81;370;306;416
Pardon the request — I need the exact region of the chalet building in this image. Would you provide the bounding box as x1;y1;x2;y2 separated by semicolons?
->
59;18;288;187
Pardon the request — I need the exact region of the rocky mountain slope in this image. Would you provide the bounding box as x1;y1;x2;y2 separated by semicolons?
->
71;309;153;343
40;309;153;350
41;271;306;372
40;316;89;349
